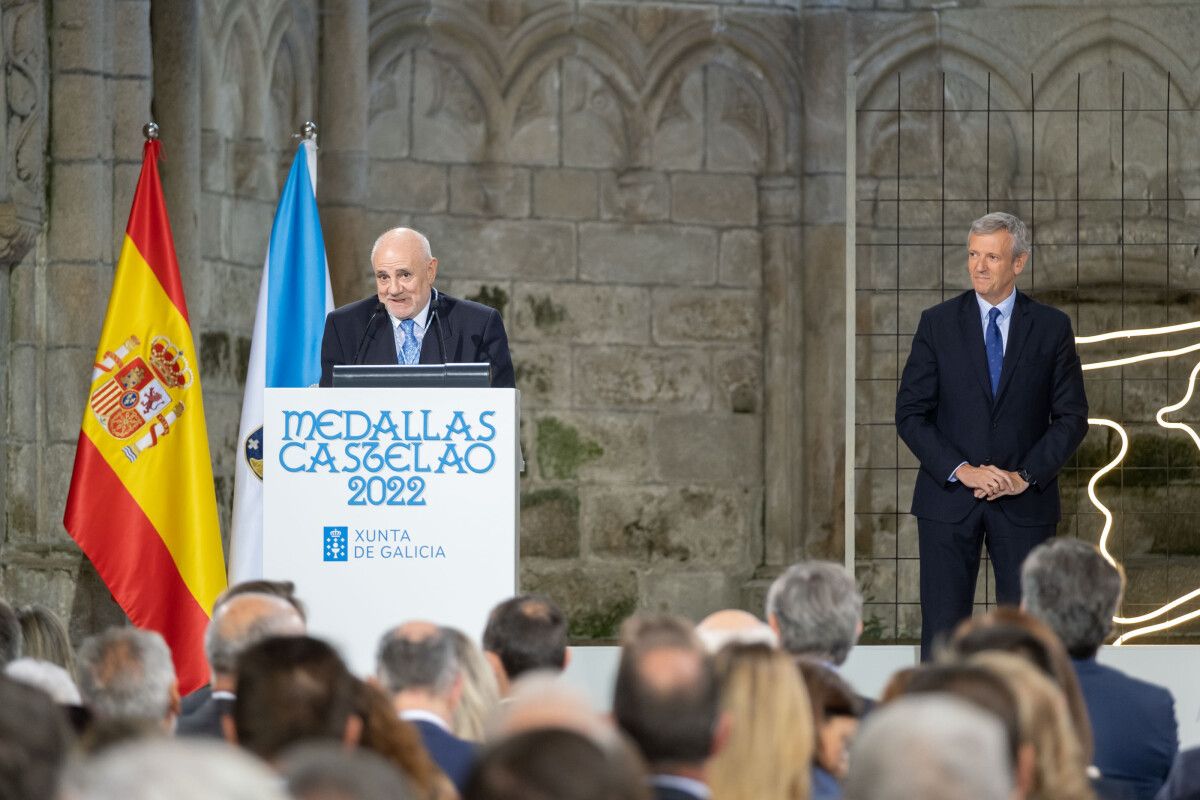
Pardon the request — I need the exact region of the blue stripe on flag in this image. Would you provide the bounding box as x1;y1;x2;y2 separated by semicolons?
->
265;145;328;387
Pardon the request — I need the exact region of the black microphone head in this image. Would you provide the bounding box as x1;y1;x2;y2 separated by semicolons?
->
374;300;385;313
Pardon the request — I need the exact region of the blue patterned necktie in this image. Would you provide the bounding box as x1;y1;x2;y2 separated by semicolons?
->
986;307;1003;396
396;318;420;365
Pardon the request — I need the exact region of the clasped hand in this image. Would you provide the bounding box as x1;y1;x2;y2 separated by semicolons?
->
954;464;1029;501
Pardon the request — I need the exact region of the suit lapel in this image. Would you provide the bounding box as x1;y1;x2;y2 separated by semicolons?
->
994;292;1032;407
959;293;994;403
366;315;397;365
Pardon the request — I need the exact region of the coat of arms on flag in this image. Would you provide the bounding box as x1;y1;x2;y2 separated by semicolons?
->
87;333;194;462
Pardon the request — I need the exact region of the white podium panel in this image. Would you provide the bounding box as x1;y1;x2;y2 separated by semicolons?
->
263;388;519;675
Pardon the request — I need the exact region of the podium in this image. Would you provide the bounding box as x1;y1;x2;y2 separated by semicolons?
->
262;386;520;675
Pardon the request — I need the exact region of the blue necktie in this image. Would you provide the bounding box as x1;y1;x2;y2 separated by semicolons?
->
397;319;420;365
986;307;1003;396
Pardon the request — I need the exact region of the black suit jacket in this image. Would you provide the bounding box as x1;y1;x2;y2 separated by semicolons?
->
319;292;515;388
896;290;1088;525
176;694;233;739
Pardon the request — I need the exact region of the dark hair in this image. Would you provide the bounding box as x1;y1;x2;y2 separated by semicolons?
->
796;658;863;726
951;622;1055;677
465;728;649;800
0;600;22;666
482;595;568;680
0;675;72;800
904;663;1021;768
232;636;358;760
215;580;306;622
612;642;718;767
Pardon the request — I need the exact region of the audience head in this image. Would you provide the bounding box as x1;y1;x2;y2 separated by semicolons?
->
445;626;501;741
375;621;461;720
5;656;81;705
951;606;1093;762
205;591;305;688
695;609;778;653
61;738;290;800
230;635;360;761
0;674;72;800
901;663;1027;791
797;659;863;782
612;614;721;773
490;671;609;743
77;627;179;731
281;743;419;800
213;579;306;622
482;595;569;692
844;695;1013;800
16;604;75;680
465;728;649;800
765;561;862;665
0;599;22;666
969;651;1094;800
709;643;813;800
1022;537;1122;659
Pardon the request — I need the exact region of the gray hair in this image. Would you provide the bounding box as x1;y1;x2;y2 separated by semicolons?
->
845;695;1013;800
370;227;433;264
5;657;81;705
60;738;290;800
78;627;176;723
970;212;1030;259
765;561;862;665
1021;538;1123;659
204;592;305;676
282;743;418;800
375;626;458;696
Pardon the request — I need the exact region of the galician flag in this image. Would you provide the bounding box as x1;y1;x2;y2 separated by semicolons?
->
228;138;334;583
64;136;227;694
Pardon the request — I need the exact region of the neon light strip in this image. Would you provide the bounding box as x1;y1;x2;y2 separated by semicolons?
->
1083;338;1200;642
1076;320;1200;344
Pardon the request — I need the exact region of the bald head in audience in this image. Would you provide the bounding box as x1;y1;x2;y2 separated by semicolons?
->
205;593;305;692
695;609;778;653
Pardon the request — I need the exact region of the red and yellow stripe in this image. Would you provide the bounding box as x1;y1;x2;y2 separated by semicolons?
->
64;140;226;693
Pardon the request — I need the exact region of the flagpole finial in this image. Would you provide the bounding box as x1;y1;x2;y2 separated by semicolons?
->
299;121;317;142
143;122;159;141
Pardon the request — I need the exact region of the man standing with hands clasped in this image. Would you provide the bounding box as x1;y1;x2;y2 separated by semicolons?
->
896;212;1088;660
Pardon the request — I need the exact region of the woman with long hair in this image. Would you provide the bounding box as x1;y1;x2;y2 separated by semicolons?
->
708;643;814;800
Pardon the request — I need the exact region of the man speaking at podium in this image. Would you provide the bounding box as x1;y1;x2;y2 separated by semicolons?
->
896;212;1088;660
319;227;515;388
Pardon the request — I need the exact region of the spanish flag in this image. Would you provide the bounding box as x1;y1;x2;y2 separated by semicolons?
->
64;136;226;693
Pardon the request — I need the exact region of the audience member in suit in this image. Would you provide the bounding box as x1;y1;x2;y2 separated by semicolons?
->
178;591;305;738
77;627;179;735
844;695;1013;800
766;561;871;709
481;594;569;697
1155;748;1200;800
613;614;726;800
319;227;514;388
1023;538;1178;799
375;621;478;793
179;579;307;717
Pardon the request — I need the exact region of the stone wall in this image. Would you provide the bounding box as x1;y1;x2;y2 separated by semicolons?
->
6;0;1200;648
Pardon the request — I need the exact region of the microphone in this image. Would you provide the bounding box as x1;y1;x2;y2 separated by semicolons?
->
352;301;385;365
431;287;447;363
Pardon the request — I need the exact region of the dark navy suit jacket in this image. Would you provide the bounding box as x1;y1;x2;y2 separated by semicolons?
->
1074;657;1178;799
1155;747;1200;800
411;718;477;794
319;292;514;388
896;290;1088;525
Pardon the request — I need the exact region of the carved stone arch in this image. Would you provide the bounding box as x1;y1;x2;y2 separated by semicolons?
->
210;3;269;141
643;19;801;174
855;24;1028;206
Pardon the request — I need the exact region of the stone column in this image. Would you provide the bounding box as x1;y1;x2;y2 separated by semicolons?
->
318;0;370;305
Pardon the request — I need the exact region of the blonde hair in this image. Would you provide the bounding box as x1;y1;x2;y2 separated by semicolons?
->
970;652;1095;800
445;628;501;742
709;644;814;800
